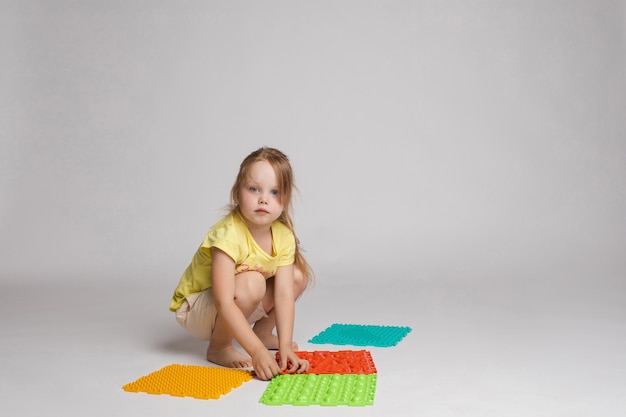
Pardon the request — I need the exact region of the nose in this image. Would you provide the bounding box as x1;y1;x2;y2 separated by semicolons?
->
259;193;269;204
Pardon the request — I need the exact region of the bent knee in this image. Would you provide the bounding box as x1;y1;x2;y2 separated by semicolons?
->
293;267;307;295
234;271;266;304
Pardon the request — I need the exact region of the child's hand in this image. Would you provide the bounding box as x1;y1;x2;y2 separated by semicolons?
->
278;349;310;374
251;349;281;381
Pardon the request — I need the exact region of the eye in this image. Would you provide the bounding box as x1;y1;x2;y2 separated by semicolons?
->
248;186;259;192
271;189;280;196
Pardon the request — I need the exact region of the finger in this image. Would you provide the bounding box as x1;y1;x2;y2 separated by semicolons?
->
272;361;282;376
256;367;271;381
297;359;310;374
280;356;293;373
256;369;266;381
287;358;303;374
279;356;288;371
283;355;295;373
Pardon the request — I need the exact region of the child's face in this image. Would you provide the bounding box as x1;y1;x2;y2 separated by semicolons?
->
237;160;284;231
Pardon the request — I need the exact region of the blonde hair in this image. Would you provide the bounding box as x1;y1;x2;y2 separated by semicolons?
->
229;147;314;286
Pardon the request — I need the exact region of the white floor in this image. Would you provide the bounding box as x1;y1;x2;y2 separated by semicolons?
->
1;273;624;417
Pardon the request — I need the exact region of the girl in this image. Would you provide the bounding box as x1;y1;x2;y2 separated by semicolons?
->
169;147;313;380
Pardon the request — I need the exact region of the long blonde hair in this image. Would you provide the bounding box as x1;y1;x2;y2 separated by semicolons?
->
229;147;314;286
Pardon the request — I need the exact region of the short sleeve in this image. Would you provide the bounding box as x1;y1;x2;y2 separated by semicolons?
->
273;222;296;267
202;215;246;263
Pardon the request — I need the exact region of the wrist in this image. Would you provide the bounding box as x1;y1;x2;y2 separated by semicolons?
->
279;341;294;352
249;342;269;357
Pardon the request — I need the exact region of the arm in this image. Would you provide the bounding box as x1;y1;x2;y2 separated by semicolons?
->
273;264;309;373
211;248;280;379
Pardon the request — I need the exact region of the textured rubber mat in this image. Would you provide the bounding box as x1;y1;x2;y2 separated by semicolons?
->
259;373;378;406
276;350;377;374
308;323;412;347
122;364;253;400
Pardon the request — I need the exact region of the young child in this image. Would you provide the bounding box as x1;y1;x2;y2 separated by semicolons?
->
169;147;313;380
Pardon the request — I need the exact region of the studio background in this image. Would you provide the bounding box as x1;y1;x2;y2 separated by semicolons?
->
2;0;625;290
1;1;625;416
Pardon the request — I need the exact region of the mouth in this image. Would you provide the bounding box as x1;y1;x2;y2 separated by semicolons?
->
255;209;269;214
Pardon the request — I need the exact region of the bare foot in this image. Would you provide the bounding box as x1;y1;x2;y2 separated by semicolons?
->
206;345;252;368
257;333;299;351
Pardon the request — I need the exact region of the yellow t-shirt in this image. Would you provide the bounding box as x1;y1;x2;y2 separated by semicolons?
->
169;212;296;312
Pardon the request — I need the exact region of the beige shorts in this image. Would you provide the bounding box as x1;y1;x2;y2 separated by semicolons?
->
175;289;268;340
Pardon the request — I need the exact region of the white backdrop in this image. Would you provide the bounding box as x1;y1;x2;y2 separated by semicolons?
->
2;0;625;292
